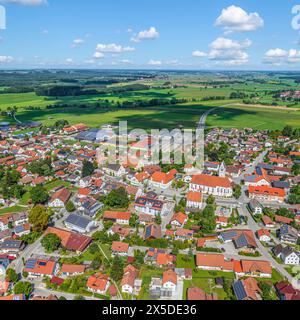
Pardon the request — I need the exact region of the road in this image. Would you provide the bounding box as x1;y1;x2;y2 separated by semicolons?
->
33;286;100;300
11;238;43;275
238;203;293;283
197;103;234;130
197;109;294;283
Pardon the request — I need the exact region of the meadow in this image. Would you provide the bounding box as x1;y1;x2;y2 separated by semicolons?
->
1;72;300;131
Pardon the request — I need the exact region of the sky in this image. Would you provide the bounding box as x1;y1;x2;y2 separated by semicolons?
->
0;0;300;70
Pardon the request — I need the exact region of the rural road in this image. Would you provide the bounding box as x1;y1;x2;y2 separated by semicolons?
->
197;103;233;129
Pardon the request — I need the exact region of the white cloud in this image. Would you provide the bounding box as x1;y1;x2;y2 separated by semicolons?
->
95;43;135;53
215;5;264;34
93;52;104;59
65;58;74;64
83;59;96;64
192;51;207;57
265;48;287;58
264;48;300;65
131;27;159;42
148;59;162;66
0;55;13;63
0;0;47;5
192;37;252;66
210;37;252;50
72;38;85;47
120;59;133;65
41;29;49;35
287;49;300;63
205;37;252;66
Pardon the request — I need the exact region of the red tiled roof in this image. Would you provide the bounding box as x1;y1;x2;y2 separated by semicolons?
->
187;287;218;301
151;169;177;185
196;253;234;271
186;191;203;202
45;227;92;252
170;212;188;225
191;174;232;188
162;269;177;285
61;264;86;274
103;211;131;221
87;274;109;292
24;259;56;276
275;215;293;224
240;260;272;275
111;241;129;253
249;186;285;197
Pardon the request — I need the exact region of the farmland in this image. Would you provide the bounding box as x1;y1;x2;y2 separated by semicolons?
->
0;70;300;131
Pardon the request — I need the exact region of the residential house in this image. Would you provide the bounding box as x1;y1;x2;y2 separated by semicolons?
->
262;216;275;228
14;224;31;237
102;164;126;177
233;278;262;301
162;269;177;294
174;228;194;242
48;188;71;208
0;240;25;257
24;258;59;279
186;191;203;212
274;246;300;265
149;169;177;189
87;274;110;295
187;287;218;301
279;224;299;245
249;199;264;215
248;186;285;203
257;229;271;242
170;212;188;228
60;264;86;278
111;241;129;257
103;211;131;225
276;282;300;300
134;196;169;216
144;223;162;240
234;260;272;278
45;227;92;253
121;265;139;295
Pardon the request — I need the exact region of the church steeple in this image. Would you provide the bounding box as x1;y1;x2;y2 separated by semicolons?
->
219;162;226;178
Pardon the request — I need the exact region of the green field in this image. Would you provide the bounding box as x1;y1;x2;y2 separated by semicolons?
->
207;104;300;130
1;78;300;130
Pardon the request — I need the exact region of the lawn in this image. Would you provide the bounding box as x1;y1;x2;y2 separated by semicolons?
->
44;179;71;191
98;243;112;260
138;266;164;300
176;254;196;269
0;205;27;215
183;278;229;300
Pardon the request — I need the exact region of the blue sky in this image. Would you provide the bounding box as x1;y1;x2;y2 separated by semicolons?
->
0;0;300;69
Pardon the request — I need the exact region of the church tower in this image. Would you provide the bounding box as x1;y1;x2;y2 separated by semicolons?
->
219;162;226;178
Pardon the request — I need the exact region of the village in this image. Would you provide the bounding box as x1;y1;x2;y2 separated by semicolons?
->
0;120;299;301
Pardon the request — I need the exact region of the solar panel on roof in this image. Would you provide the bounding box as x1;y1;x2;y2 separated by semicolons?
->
221;231;237;241
145;226;152;239
25;260;36;269
234;234;249;248
233;281;247;300
38;261;47;266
